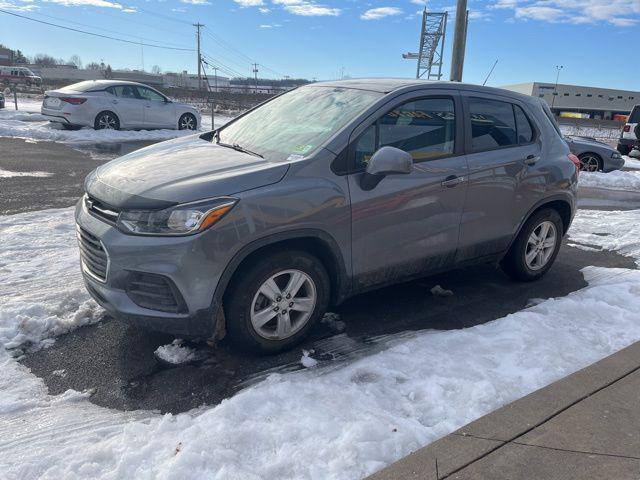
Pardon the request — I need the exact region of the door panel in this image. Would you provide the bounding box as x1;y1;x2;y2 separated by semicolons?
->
348;91;468;291
138;87;175;128
106;86;144;127
457;93;542;261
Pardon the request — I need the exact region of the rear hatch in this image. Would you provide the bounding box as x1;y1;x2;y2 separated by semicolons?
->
622;105;639;141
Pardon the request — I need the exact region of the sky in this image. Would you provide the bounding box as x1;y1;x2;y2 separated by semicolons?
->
1;0;639;90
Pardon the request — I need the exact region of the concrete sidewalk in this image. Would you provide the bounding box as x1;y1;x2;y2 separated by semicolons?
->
367;341;640;480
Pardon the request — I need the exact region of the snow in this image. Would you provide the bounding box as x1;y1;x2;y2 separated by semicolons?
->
0;96;232;145
579;170;640;191
623;156;640;170
154;339;197;365
560;124;620;143
0;168;54;178
300;350;318;368
430;285;453;297
2;207;640;479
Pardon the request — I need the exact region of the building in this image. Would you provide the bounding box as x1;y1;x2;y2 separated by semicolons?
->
502;82;639;122
0;47;12;66
163;71;230;90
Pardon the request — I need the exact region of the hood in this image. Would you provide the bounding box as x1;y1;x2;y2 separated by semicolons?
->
566;136;610;148
86;134;289;209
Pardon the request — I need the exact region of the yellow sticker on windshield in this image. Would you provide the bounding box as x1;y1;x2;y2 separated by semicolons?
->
292;144;314;154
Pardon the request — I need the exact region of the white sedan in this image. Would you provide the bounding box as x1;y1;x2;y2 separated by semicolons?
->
41;80;200;131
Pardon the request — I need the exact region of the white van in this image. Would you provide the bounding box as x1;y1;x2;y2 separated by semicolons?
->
0;66;42;87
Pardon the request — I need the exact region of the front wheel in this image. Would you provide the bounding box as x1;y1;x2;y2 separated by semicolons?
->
178;113;197;130
501;209;563;282
224;250;330;354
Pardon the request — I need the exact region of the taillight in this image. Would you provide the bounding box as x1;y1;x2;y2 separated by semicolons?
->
623;125;631;132
568;153;580;176
60;97;87;105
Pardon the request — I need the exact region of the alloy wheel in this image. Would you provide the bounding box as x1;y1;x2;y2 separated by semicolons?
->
250;269;317;340
525;221;557;271
179;115;196;130
579;155;600;172
97;113;117;130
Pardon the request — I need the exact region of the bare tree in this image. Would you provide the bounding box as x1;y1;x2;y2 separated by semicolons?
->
151;65;162;74
86;62;101;70
68;55;83;69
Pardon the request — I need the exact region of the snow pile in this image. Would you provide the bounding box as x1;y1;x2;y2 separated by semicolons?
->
154;339;197;365
0;208;102;351
560;124;620;142
569;209;640;265
0;168;54;178
624;156;640;170
300;349;318;368
578;170;640;191
2;208;640;479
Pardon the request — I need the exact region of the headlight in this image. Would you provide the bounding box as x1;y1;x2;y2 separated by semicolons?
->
612;152;622;159
117;197;237;236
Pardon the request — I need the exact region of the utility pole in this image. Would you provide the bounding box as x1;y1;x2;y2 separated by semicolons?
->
193;23;204;90
449;0;468;82
213;67;218;92
252;63;259;94
551;65;563;110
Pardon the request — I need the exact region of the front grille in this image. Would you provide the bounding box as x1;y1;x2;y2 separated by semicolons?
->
84;195;120;225
77;226;109;282
126;272;187;314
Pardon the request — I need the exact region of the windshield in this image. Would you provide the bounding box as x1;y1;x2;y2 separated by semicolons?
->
217;86;383;161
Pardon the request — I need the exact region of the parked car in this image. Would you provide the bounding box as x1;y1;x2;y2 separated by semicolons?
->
75;79;579;353
565;135;624;172
41;80;200;131
0;91;5;109
618;104;639;155
0;66;42;87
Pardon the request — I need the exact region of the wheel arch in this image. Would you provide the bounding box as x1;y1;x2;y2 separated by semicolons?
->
509;195;575;253
215;229;350;318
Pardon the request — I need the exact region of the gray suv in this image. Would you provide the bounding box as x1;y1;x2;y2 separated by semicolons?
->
75;79;578;353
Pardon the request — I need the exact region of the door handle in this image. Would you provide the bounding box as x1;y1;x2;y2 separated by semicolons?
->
441;175;465;187
524;154;539;165
112;100;118;104
145;105;151;108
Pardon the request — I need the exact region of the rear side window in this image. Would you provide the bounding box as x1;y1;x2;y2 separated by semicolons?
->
469;98;517;150
514;105;534;143
354;97;456;169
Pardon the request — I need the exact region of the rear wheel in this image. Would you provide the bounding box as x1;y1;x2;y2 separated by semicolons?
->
178;113;197;130
225;250;330;354
94;111;120;130
501;209;563;282
578;153;601;172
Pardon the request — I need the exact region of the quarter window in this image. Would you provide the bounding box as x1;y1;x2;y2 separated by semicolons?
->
354;97;455;169
469;98;517;150
514;105;534;144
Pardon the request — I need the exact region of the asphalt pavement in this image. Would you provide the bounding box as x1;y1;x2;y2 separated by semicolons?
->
3;137;638;415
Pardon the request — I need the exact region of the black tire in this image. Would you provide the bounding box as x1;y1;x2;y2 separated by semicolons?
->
178;113;197;130
501;209;564;282
618;144;631;156
94;111;120;130
578;152;602;172
224;250;330;354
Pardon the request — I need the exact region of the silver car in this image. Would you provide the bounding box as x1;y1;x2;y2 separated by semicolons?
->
565;135;625;172
41;80;200;131
76;79;578;353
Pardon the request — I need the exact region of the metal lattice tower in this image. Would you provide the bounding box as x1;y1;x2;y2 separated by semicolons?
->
403;9;448;80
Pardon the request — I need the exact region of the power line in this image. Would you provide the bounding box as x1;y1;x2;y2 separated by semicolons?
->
136;7;193;26
0;9;195;51
29;10;193;49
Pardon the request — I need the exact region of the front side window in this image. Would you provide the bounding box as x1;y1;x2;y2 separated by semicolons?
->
218;86;383;162
354;97;456;169
112;85;140;99
138;87;165;102
469;98;517;150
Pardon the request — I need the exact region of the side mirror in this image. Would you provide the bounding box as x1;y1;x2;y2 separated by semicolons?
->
360;146;412;191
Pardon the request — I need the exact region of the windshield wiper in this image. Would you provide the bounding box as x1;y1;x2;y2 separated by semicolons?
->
216;139;264;159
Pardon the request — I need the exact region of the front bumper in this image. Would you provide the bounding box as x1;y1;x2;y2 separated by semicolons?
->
603;155;625;173
74;199;224;337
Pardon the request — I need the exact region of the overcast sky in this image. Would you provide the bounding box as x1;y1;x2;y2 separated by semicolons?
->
1;0;639;90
